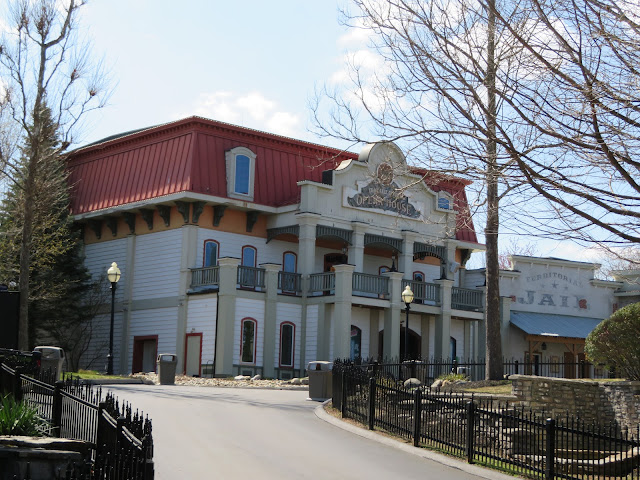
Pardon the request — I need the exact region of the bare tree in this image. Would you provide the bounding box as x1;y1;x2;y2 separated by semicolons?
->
489;0;640;256
312;0;546;378
0;0;109;350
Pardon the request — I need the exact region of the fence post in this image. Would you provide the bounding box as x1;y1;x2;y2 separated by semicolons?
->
413;388;422;447
466;401;475;464
52;380;64;438
341;370;346;418
545;418;556;480
13;367;23;402
368;377;376;431
514;360;519;375
411;360;416;379
96;401;107;451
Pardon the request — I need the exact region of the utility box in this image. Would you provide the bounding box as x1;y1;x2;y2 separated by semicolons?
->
157;354;177;385
307;361;333;401
34;346;65;381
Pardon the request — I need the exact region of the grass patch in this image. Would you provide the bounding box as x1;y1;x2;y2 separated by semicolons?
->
461;382;513;395
64;369;130;380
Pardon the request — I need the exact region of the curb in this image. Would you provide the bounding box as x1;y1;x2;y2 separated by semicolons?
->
314;401;517;480
80;378;146;385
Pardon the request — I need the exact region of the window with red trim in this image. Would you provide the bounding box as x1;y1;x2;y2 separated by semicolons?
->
279;322;295;367
203;240;219;267
242;246;257;267
240;318;257;364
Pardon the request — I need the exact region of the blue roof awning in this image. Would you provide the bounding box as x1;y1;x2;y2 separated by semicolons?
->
510;311;603;339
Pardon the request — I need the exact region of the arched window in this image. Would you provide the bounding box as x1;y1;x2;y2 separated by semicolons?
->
225;147;257;200
279;322;295;368
283;252;297;273
413;271;424;282
350;325;362;360
240;318;257;364
242;246;257;267
203;240;219;267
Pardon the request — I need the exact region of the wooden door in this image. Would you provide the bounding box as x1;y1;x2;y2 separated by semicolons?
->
185;333;202;376
564;352;576;379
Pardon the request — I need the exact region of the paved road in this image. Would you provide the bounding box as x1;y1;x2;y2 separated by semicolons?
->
107;384;509;480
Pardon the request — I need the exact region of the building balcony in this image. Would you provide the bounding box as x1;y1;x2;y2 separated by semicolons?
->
188;265;484;312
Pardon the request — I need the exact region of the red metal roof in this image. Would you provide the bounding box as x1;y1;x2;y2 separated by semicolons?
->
67;117;478;243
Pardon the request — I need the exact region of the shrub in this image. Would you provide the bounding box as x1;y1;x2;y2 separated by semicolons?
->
585;302;640;380
437;372;469;382
0;395;49;436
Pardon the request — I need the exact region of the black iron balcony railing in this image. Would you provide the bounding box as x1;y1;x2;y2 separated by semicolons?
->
451;287;483;311
278;271;302;295
237;266;266;290
190;266;220;288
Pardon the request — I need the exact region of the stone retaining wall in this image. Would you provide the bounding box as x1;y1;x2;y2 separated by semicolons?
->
510;375;640;434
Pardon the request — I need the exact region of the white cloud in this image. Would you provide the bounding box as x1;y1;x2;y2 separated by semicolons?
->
189;90;303;139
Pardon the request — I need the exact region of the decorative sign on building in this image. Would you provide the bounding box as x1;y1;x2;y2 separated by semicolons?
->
346;180;421;218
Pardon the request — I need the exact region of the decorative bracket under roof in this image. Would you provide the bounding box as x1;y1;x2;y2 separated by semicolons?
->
213;205;226;227
105;217;118;237
87;219;102;239
140;209;154;230
246;211;259;232
175;201;190;224
266;225;300;243
123;213;136;234
316;225;352;245
192;202;206;223
413;242;446;262
364;233;402;252
157;205;171;227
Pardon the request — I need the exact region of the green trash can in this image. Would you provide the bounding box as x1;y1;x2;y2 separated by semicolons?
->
307;361;333;401
157;354;177;385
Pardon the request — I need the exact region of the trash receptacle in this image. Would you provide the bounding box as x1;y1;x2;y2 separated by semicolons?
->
157;354;177;385
34;346;65;381
307;361;333;401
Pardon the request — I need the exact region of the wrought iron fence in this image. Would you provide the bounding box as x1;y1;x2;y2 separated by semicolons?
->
0;361;154;479
333;361;640;480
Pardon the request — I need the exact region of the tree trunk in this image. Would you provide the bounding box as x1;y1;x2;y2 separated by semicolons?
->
485;0;503;380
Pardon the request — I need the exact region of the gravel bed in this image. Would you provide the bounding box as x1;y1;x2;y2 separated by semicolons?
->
131;373;309;389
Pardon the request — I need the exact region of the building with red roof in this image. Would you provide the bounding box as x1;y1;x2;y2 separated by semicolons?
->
68;117;485;377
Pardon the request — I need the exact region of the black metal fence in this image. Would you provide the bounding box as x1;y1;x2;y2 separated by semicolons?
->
333;361;640;480
338;356;611;385
0;361;154;479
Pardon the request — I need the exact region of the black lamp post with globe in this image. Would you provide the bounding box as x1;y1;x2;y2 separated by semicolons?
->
106;262;121;375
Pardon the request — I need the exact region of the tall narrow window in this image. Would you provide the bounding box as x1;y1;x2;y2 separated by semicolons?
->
283;252;297;273
234;155;250;194
350;325;362;360
242;246;256;267
279;323;295;367
241;318;256;364
203;240;219;267
225;147;257;200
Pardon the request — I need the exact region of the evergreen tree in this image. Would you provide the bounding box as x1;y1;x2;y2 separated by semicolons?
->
0;105;101;369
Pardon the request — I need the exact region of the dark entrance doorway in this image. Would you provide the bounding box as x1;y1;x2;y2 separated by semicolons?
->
324;253;348;272
132;335;158;373
378;329;421;359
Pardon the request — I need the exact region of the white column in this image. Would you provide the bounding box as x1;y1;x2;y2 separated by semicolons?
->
434;278;453;359
261;263;280;378
332;264;354;359
349;221;367;273
382;271;404;359
215;257;240;376
401;231;417;279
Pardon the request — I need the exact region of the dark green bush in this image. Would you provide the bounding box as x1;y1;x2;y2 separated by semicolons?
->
585;302;640;380
0;394;49;436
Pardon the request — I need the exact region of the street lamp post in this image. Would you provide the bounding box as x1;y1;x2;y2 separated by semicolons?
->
401;285;414;360
106;262;121;375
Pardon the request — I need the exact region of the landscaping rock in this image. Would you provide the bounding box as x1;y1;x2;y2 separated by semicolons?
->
404;378;422;388
234;375;250;381
250;374;262;381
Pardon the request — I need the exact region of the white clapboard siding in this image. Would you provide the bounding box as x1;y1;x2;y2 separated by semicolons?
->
133;230;182;300
79;312;123;373
84;239;128;304
233;298;265;366
128;307;178;367
412;263;441;284
305;305;318;365
273;303;302;369
186;297;218;364
195;229;298;268
350;308;371;359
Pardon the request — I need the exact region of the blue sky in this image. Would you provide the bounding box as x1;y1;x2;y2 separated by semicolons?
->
71;1;605;267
